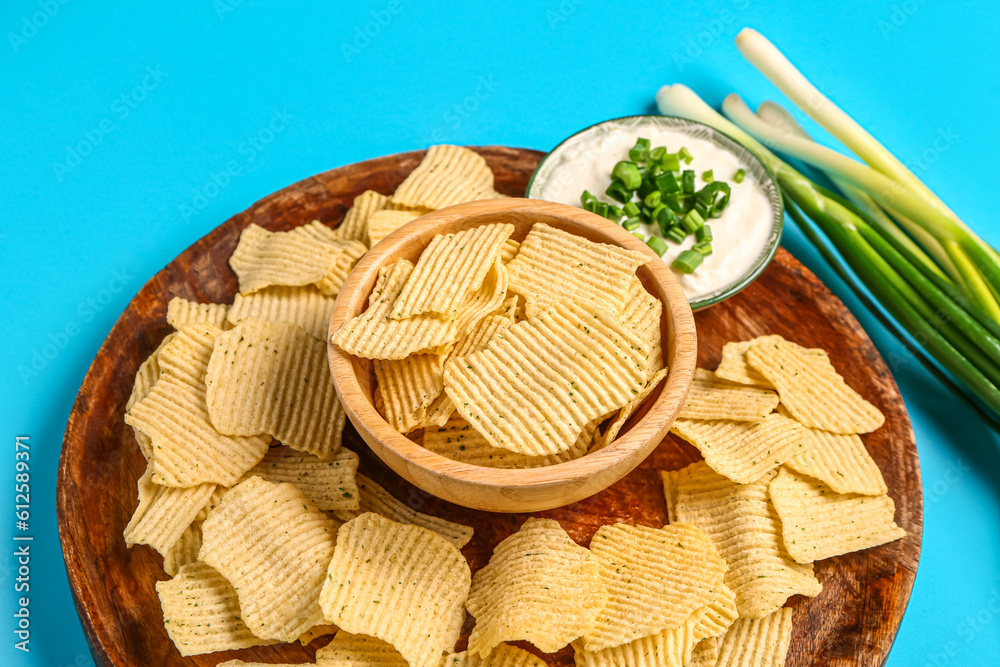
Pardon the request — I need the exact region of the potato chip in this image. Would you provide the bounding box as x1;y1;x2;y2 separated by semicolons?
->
670;413;812;484
497;295;519;319
466;518;606;655
345;474;473;548
333;190;391;245
367;210;422;247
619;276;663;378
506;223;649;316
768;467;905;563
126;333;176;460
125;324;271;487
315;241;368;299
161;522;203;577
746;337;884;434
315;630;409;667
391;144;498;211
319;512;472;667
677;369;779;422
714;607;794;667
593;368;668;451
199;476;337;642
194;485;228;521
782;412;887;495
229;223;365;295
375;353;446;434
451;259;510;335
243;446;360;511
446;644;545;667
166;297;230;330
206;319;346;459
390;223;514;319
227;286;336;340
218;662;322;667
156;561;275;656
713;336;783;388
582;522;727;652
500;239;520;264
423;415;597;468
124;465;217;557
444;300;648;457
688;638;720;667
692;583;739;640
299;624;339;646
661;462;821;618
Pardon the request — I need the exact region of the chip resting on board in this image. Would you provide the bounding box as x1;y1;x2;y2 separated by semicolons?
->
713;336;783;388
714;607;794;667
582;522;727;652
661;462;821;618
445;644;546;667
206;319;346;459
783;417;887;496
123;465;217;557
315;630;409;667
768;467;906;563
746;337;884;433
574;605;703;667
391;144;499;211
593;368;668;451
443;300;648;457
166;297;230;330
156;561;276;656
466;518;606;655
506;223;649;316
314;239;368;298
125;324;271;487
389;223;514;319
242;445;360;511
199;476;337;642
367;210;422;247
670;413;811;484
333;190;391;245
126;333;176;460
374;353;447;434
227;286;336;340
161;522;203;577
677;369;779;422
319;512;472;667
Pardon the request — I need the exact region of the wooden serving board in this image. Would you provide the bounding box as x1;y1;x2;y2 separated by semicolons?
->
57;147;922;667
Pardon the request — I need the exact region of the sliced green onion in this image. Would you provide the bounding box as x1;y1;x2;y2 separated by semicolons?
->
622;217;642;231
581;190;597;211
681;208;705;233
656;206;679;233
605;204;623;221
697;181;731;216
659;153;681;171
655;171;680;194
733;168;746;183
623;201;641;218
629;138;651;162
665;226;687;244
673;249;704;273
681;170;696;194
593;202;608;218
650;203;668;227
632;232;646;241
612;161;642;189
605;180;631;204
646;236;669;257
650;146;666;163
644;190;662;208
678;146;693;164
702;170;714;183
696;224;713;243
693;241;713;256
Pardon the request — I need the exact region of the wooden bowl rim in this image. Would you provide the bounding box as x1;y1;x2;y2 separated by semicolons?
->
328;197;697;490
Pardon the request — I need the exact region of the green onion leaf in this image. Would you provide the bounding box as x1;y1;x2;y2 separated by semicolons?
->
693;241;713;256
622;217;642;231
696;224;713;243
612;161;641;189
682;170;696;194
659;153;681;171
678;146;693;164
655;171;680;194
623;202;641;218
629;138;651;162
644;190;662;208
605;179;631;204
650;146;666;163
733;168;746;183
665;226;687;244
646;236;669;257
632;231;646;241
673;249;704;273
702;170;714;183
681;209;705;233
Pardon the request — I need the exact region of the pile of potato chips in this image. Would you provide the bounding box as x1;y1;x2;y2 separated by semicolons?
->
121;145;906;667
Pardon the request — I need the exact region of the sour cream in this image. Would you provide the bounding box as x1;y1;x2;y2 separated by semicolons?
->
530;118;777;304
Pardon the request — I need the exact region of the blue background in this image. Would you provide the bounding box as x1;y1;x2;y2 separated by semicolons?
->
2;1;999;665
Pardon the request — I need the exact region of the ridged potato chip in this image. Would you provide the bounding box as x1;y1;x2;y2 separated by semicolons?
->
506;223;649;316
124;465;217;557
582;522;727;652
688;638;720;667
768;467;905;563
126;333;176;460
661;462;821;618
374;353;447;434
206;319;346;459
451;259;509;335
391;145;499;211
500;239;520;264
156;561;275;656
444;300;648;457
446;644;545;667
594;368;668;451
319;512;472;667
167;297;230;330
199;476;337;642
715;607;794;667
783;416;887;496
746;337;884;434
713;336;783;388
677;369;779;422
243;445;360;511
315;630;409;667
422;415;597;468
125;324;271;487
692;583;739;640
227;286;336;340
161;522;203;577
194;485;228;521
218;662;324;667
466;518;606;656
670;413;811;484
619;277;663;378
332;190;390;245
367;210;422;247
314;240;367;298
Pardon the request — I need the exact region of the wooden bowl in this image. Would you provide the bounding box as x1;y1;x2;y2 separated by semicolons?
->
328;198;698;512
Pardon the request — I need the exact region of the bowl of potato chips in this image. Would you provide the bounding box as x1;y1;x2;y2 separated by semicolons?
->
328;197;698;512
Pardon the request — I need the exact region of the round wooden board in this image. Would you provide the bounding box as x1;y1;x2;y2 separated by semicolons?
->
57;146;922;667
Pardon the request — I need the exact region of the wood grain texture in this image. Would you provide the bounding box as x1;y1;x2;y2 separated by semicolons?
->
57;147;922;667
328;197;697;512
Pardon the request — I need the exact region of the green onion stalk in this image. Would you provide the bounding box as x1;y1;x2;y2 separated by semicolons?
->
656;83;1000;421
